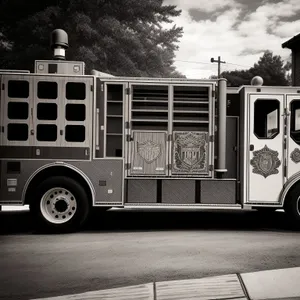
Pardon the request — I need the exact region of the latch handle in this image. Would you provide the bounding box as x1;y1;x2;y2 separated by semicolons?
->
250;144;254;151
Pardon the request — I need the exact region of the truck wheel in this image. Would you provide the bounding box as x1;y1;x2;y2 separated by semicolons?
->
284;186;300;224
30;176;90;233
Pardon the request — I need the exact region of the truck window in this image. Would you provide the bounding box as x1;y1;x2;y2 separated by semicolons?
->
37;103;57;120
37;124;57;141
66;82;85;100
8;80;29;98
8;102;28;120
37;81;57;99
254;99;279;139
290;100;300;144
65;125;85;142
7;123;28;141
65;104;85;121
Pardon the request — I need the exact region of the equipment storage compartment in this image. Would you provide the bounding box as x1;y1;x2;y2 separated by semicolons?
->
129;131;167;176
128;84;169;176
172;131;209;175
171;85;212;176
105;83;125;158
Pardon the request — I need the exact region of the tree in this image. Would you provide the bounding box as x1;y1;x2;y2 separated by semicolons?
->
283;54;292;86
0;0;184;77
221;51;290;86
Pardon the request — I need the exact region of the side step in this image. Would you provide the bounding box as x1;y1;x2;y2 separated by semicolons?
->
124;203;242;210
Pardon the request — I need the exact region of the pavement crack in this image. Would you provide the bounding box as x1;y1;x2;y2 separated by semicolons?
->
153;281;157;300
237;273;251;300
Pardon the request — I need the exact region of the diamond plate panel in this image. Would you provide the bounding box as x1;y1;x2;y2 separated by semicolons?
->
127;180;157;203
162;180;195;204
201;180;236;204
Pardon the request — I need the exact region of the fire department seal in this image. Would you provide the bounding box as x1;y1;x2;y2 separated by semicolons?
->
173;132;207;173
290;148;300;163
250;145;281;178
137;140;161;164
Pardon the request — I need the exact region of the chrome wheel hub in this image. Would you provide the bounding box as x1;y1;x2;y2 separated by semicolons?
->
40;187;77;224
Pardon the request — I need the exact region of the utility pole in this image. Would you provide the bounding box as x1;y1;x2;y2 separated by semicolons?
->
211;56;226;78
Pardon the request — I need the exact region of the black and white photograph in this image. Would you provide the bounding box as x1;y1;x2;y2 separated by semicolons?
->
0;0;300;299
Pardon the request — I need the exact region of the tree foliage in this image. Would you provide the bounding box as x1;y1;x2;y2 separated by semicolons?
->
0;0;184;77
221;50;291;86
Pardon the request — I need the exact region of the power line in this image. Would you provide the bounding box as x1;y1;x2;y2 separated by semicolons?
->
175;59;251;69
175;60;212;65
226;62;252;68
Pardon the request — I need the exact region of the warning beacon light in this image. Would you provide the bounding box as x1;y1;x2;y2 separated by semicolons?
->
50;29;69;60
251;76;264;86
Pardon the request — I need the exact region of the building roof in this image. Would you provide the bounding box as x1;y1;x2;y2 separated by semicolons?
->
282;33;300;49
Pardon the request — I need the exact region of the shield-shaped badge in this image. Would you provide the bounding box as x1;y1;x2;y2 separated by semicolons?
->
250;145;281;178
137;140;161;164
173;132;207;172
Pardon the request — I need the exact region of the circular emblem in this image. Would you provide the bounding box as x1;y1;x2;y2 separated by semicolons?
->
291;148;300;163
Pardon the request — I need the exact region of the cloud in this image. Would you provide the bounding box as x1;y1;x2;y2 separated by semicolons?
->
239;48;268;56
260;0;300;19
165;0;243;13
273;20;300;38
163;0;298;79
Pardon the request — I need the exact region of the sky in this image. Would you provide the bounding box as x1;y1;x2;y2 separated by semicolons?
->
163;0;300;79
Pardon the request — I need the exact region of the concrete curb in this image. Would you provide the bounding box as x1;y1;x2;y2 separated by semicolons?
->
241;267;300;300
32;267;300;300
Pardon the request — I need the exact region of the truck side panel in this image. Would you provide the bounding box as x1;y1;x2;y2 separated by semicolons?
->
0;159;123;205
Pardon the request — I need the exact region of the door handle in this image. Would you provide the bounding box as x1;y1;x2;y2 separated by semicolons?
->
95;108;100;150
250;144;254;151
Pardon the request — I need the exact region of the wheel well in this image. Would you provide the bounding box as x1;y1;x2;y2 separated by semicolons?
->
24;166;93;206
283;181;300;208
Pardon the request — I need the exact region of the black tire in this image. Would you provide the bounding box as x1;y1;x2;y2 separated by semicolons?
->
284;186;300;224
30;176;90;233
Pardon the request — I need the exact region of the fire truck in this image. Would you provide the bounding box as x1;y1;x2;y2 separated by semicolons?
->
1;29;300;232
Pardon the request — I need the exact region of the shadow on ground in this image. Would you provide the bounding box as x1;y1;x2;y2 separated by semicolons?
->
0;208;299;234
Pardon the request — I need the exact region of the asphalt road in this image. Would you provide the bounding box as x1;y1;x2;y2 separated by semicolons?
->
0;209;300;300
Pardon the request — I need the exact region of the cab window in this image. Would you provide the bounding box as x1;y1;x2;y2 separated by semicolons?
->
254;99;280;139
290;100;300;144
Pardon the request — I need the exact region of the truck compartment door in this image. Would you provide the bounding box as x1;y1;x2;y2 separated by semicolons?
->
129;131;168;176
247;94;284;203
286;95;300;178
